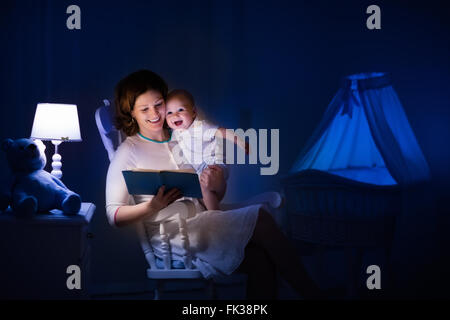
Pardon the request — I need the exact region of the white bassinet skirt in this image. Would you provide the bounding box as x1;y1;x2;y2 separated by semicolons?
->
145;204;262;279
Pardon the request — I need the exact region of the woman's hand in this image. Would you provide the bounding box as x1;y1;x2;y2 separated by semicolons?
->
148;185;182;213
113;186;182;227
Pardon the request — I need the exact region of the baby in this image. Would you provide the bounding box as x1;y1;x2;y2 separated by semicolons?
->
165;89;249;210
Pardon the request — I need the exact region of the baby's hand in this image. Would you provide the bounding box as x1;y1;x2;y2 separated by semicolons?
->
239;141;250;155
235;136;250;154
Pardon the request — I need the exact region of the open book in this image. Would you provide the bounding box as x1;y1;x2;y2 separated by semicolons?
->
122;168;202;198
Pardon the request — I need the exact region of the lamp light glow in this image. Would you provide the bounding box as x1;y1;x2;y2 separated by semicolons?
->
31;103;81;141
30;103;82;179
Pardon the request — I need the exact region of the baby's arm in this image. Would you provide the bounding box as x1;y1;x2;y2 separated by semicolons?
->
215;127;250;154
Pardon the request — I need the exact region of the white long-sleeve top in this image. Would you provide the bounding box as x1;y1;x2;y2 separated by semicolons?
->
105;134;261;278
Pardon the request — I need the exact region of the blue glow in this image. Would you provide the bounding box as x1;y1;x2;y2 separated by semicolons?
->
291;72;430;186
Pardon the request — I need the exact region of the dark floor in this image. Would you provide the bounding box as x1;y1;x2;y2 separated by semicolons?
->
90;276;302;300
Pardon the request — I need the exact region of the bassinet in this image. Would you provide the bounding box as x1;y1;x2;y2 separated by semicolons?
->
282;169;400;247
282;72;430;297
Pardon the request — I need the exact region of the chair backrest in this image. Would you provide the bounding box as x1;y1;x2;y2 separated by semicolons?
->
95;99;125;161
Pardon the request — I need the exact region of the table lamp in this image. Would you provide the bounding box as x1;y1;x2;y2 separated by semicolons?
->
30;103;82;179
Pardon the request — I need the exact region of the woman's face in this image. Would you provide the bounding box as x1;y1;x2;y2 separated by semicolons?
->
131;90;166;138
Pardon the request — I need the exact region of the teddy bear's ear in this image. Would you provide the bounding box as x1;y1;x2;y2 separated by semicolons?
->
1;139;13;152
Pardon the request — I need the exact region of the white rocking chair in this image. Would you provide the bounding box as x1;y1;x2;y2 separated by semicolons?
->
95;99;283;299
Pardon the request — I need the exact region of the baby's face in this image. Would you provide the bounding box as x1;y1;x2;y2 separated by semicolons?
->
166;96;196;130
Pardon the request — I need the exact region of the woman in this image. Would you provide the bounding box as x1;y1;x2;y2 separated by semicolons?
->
105;69;322;299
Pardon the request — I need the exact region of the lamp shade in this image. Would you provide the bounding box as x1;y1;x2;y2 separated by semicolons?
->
30;103;82;141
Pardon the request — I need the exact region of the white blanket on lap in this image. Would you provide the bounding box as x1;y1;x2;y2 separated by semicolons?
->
145;203;261;279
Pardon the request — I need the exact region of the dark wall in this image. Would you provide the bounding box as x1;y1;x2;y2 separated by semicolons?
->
1;0;449;296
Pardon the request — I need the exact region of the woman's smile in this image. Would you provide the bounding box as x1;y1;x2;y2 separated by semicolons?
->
147;115;161;124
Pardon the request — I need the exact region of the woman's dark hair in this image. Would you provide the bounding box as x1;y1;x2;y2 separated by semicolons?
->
114;69;168;136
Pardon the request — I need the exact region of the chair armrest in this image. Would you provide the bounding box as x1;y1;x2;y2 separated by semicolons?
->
219;191;283;211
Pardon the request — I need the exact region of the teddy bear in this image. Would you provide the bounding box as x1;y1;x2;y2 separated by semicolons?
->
1;138;81;216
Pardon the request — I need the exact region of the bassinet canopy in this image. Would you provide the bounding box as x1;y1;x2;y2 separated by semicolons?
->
291;72;430;186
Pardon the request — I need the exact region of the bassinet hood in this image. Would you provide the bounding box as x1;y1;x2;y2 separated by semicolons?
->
291;72;430;186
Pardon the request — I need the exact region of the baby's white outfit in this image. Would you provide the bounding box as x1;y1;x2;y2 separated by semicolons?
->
172;118;228;179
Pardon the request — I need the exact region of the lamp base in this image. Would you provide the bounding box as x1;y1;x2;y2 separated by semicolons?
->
51;140;63;179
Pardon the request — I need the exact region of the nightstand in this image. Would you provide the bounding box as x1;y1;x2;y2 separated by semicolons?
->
0;202;95;299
